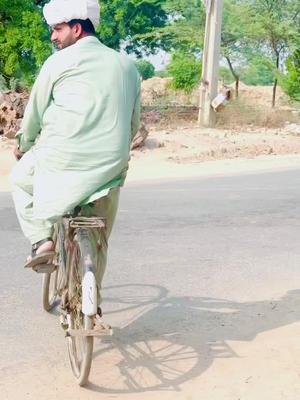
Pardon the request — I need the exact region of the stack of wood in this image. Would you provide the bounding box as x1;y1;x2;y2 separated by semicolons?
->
0;90;149;148
0;91;28;139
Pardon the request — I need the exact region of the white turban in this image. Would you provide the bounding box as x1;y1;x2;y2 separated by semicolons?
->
43;0;100;29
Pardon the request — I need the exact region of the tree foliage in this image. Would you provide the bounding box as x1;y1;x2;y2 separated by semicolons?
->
1;0;300;105
167;52;201;92
246;0;300;105
280;50;300;101
135;59;155;80
0;0;51;87
162;0;205;53
221;0;253;96
239;56;274;86
98;0;168;55
0;0;168;87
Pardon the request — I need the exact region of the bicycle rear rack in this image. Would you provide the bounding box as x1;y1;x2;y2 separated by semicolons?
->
68;217;106;230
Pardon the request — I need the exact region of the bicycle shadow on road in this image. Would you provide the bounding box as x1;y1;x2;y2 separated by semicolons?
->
86;283;300;394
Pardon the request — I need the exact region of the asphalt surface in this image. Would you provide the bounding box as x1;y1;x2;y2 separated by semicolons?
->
1;170;300;398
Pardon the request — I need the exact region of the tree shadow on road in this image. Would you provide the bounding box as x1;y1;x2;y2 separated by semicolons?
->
86;284;300;394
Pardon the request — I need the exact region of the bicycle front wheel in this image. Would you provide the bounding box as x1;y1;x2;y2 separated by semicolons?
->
66;235;94;386
66;310;94;386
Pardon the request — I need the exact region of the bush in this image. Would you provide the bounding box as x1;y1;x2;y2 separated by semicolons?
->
135;60;155;80
280;51;300;101
239;57;274;86
167;52;201;93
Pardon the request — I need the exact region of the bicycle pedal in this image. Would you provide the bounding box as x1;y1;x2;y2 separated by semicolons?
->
33;263;56;274
93;324;113;337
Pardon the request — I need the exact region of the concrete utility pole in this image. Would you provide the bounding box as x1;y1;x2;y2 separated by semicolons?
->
198;0;224;127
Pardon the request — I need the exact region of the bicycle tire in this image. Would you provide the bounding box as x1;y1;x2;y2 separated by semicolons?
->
66;232;94;386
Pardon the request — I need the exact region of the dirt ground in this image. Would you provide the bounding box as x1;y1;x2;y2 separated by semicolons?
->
2;123;300;191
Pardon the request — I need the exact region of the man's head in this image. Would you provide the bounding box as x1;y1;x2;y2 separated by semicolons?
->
50;19;95;49
43;0;100;49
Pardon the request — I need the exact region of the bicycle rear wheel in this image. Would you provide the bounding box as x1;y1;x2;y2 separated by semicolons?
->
65;234;94;386
42;268;60;311
42;224;66;311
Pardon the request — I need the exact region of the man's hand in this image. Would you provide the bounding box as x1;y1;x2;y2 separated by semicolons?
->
14;145;24;161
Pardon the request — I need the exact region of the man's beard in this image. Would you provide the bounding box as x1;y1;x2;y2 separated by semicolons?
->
53;38;76;50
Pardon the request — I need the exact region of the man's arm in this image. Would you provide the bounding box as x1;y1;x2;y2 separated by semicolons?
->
16;59;53;153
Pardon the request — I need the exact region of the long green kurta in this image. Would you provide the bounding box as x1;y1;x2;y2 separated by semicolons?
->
15;36;140;222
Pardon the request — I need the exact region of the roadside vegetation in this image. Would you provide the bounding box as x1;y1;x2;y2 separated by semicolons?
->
0;0;299;106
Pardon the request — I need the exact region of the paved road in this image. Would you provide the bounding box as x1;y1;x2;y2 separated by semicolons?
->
1;170;300;399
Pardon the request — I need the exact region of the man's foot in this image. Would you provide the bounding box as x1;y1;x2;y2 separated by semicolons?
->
24;238;55;271
32;237;55;256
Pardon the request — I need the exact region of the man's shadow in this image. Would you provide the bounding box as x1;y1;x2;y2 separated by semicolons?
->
86;283;300;393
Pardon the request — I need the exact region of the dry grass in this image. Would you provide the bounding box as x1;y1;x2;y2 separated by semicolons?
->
216;99;300;129
142;98;300;131
141;78;300;130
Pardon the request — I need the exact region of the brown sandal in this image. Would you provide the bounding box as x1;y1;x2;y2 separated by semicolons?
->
24;238;55;272
24;251;56;268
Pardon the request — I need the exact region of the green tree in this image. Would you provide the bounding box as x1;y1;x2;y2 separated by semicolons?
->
221;0;252;97
98;0;168;55
247;0;300;106
0;0;169;87
156;0;300;106
135;0;206;55
0;0;51;88
167;52;201;92
135;60;155;80
280;50;300;101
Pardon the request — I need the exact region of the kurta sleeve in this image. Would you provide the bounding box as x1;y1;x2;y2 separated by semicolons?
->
131;84;141;141
16;59;54;152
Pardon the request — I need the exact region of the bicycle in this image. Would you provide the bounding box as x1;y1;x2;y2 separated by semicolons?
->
40;213;112;386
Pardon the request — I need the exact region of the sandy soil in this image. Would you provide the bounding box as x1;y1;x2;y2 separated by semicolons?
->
128;126;300;183
2;126;300;191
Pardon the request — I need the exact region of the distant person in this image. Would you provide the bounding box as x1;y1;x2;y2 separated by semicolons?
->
11;0;140;311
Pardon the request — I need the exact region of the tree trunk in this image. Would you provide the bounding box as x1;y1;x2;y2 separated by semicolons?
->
225;56;239;98
272;52;280;108
272;78;277;108
235;76;239;99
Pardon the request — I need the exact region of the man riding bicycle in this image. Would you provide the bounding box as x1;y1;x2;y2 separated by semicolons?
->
11;0;140;310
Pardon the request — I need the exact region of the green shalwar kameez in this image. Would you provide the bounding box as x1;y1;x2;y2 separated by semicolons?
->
11;36;140;299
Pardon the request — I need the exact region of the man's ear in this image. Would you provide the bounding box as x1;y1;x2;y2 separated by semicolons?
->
74;23;83;38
